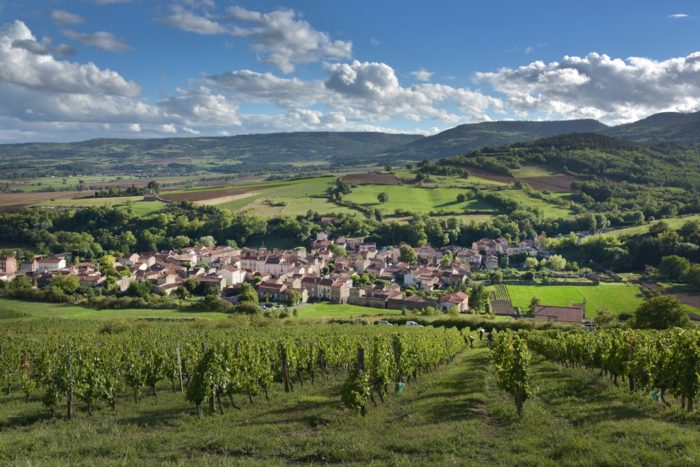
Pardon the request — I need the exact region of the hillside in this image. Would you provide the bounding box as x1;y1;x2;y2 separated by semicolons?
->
375;119;608;161
425;132;700;188
606;111;700;147
0;132;423;178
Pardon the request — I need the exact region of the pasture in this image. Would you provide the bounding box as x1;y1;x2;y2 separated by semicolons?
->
345;184;492;214
595;214;700;239
505;283;646;317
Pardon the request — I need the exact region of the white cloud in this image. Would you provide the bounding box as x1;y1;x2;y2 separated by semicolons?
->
157;5;225;35
128;123;141;132
0;21;139;96
12;37;50;55
157;86;241;127
411;69;433;82
669;13;689;19
62;29;130;53
160;123;177;133
325;60;501;123
51;10;84;25
476;51;700;123
227;6;352;73
159;5;352;73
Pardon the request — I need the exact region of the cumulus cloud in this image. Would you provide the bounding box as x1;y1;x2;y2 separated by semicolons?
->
411;69;433;82
12;38;50;55
325;60;501;122
159;5;352;73
476;51;700;123
51;10;84;25
227;6;352;73
206;69;324;107
62;29;130;53
1;21;139;96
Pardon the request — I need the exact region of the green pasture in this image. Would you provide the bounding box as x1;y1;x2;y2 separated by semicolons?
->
505;283;646;317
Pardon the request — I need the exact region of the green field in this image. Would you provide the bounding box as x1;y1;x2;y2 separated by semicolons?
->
297;302;401;319
37;196;166;217
345;184;492;214
596;214;700;239
498;189;572;218
511;165;558;178
505;283;645;317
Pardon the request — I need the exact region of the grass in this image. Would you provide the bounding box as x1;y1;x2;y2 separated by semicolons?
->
345;184;492;214
506;283;646;317
498;189;572;218
0;298;229;321
596;214;700;239
511;165;558;178
37;197;166;216
296;302;401;319
1;335;699;465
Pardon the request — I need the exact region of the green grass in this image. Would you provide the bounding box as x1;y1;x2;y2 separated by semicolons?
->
498;189;572;218
1;339;699;465
345;184;492;214
596;214;700;239
0;298;229;321
36;197;166;217
506;283;645;317
511;165;558;178
296;302;401;319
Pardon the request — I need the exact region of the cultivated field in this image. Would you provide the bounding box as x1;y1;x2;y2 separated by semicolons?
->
340;172;400;185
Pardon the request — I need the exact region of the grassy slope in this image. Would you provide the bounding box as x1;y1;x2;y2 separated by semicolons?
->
506;283;645;317
1;344;698;465
345;184;492;214
296;302;401;319
596;214;700;239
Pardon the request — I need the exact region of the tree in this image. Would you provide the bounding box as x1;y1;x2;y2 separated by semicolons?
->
633;296;690;329
146;180;160;194
546;254;567;271
384;165;392;172
50;275;80;294
198;236;216;248
456;193;467;203
527;297;541;315
174;286;190;300
440;251;453;267
659;255;691;281
377;192;389;204
239;282;259;304
127;280;152;298
10;275;33;290
399;244;417;264
684;264;700;289
329;244;347;258
469;285;489;312
287;290;302;306
524;257;539;269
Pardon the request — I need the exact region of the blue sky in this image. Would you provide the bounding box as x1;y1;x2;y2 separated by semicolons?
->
0;0;699;142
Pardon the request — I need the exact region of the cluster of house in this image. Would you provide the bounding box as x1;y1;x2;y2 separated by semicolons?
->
0;232;588;322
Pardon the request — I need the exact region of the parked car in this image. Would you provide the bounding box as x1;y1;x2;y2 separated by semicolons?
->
405;320;422;327
376;320;392;326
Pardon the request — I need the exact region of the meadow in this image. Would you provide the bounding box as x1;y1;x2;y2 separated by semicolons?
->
505;283;646;317
594;214;700;239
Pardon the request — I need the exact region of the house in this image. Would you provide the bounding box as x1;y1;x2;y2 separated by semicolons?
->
258;281;287;301
400;295;438;311
0;255;17;274
37;257;67;272
198;274;225;293
484;255;499;270
438;292;470;313
20;258;39;274
533;303;585;324
221;266;246;287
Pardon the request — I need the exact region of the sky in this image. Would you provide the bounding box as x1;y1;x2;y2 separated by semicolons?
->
0;1;699;142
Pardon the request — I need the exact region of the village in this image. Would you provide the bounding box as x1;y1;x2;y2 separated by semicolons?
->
0;232;590;324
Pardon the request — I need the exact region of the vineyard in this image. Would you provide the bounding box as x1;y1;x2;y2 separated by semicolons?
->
3;321;700;464
0;325;465;420
493;284;512;302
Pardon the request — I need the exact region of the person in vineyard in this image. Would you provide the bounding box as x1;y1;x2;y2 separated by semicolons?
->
487;330;493;347
478;328;485;341
468;335;475;348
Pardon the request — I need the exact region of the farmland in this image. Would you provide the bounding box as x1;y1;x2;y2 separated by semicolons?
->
505;283;646;317
2;324;700;465
594;214;700;239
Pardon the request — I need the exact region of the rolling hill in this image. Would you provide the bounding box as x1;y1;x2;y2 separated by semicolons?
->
374;119;609;161
606;111;700;147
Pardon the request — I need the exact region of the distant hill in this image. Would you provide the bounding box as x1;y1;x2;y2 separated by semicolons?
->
375;119;609;161
606;111;700;147
0;132;423;178
423;132;700;189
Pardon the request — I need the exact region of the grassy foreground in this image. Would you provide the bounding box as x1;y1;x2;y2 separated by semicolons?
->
1;340;699;465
